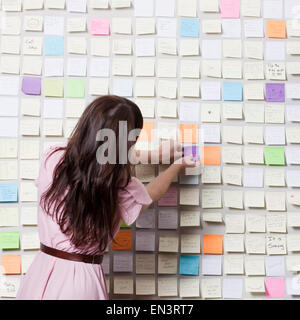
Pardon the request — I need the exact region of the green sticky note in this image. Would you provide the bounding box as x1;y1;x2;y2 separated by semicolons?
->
120;220;132;228
65;78;85;98
0;232;20;250
265;147;285;166
43;78;64;97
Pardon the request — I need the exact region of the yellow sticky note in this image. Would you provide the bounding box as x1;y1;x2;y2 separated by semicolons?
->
266;20;286;39
43;78;64;97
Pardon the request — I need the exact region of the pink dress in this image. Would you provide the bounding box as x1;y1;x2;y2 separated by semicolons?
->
16;143;152;300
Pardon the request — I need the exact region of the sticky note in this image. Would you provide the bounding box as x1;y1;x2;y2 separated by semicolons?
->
0;232;20;250
139;122;154;141
90;18;110;35
266;83;285;102
266;20;286;39
201;146;221;165
43;78;64;97
182;145;199;162
65;78;85;98
0;184;18;203
265;278;285;298
158;186;178;206
112;230;132;250
180;18;200;38
1;254;21;274
265;147;285;166
220;0;240;18
21;77;41;95
223;82;243;101
44;36;64;56
179;124;198;143
120;220;132;228
203;234;223;254
179;255;199;276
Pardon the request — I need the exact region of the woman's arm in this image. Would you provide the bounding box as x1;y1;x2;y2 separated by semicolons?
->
141;155;199;211
135;139;183;164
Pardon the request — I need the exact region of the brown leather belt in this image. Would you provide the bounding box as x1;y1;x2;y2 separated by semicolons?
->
40;243;103;264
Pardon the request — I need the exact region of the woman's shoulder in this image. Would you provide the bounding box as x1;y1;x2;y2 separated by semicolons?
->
118;177;152;205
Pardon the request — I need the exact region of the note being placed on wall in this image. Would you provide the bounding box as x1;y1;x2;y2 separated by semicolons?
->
202;189;222;209
201;277;222;299
202;255;222;275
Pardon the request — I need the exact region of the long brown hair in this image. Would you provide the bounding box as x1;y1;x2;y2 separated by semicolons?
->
41;95;143;254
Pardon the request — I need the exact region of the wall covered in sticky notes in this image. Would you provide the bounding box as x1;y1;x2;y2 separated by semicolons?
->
0;0;300;300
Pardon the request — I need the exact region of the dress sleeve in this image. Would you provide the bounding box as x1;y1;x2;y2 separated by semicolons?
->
118;177;153;226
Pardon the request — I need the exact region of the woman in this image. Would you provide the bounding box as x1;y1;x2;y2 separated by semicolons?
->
16;95;198;300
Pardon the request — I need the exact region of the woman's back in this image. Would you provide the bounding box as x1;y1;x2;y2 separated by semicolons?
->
16;143;152;300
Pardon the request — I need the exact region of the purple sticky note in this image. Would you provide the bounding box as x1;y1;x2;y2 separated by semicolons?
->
265;277;285;298
182;145;199;162
158;186;178;206
22;77;41;95
266;83;285;102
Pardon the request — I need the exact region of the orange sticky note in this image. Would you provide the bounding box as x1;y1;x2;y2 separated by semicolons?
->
201;146;221;165
139;122;154;141
179;124;198;143
203;234;223;254
112;230;132;250
1;254;21;274
266;20;286;38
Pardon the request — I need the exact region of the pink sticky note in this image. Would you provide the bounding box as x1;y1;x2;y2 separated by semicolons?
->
90;18;110;35
265;278;285;298
220;0;240;18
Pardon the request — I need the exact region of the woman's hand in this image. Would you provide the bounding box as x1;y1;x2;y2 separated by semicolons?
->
158;139;183;164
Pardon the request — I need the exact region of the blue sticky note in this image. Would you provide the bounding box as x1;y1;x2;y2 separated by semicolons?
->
222;82;243;101
180;18;200;38
179;255;199;275
0;184;18;203
44;36;64;56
